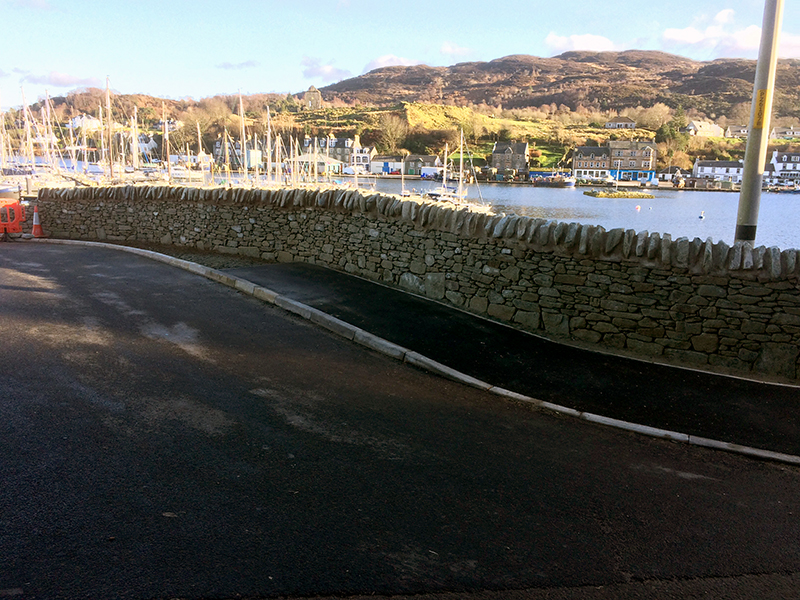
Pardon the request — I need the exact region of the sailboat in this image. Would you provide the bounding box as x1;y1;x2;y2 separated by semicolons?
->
426;131;468;203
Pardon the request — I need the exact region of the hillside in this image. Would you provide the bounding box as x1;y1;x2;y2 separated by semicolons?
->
320;51;800;119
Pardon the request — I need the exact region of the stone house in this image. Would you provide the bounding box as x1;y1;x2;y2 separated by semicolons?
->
491;142;529;172
572;146;611;180
606;140;657;183
301;86;323;110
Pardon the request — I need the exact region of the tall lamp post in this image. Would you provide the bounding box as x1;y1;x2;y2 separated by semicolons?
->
735;0;785;243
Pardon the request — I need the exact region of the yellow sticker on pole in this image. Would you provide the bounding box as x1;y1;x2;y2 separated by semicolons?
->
753;89;770;129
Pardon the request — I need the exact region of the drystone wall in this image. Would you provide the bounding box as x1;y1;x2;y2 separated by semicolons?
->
36;185;800;381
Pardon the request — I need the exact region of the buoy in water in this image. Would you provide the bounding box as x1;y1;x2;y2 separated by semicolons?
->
635;205;641;211
699;211;705;219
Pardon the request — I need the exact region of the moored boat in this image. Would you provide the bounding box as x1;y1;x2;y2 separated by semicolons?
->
532;174;576;187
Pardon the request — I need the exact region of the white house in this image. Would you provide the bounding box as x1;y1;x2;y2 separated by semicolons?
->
605;116;636;129
768;151;800;184
725;125;748;139
67;114;103;131
370;155;405;175
692;159;744;183
770;126;800;140
685;121;724;137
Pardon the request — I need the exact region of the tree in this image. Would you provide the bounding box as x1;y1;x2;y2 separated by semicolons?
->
378;113;408;153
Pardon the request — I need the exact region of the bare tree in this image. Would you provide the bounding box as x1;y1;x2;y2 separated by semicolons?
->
378;114;408;153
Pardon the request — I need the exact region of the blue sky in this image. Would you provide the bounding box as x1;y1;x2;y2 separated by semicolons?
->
2;0;798;110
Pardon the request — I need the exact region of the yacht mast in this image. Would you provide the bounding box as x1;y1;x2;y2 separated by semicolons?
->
442;142;448;191
196;120;203;183
239;93;247;181
458;129;464;199
266;107;273;184
131;106;139;171
161;102;171;181
98;104;105;174
106;77;114;178
20;88;34;170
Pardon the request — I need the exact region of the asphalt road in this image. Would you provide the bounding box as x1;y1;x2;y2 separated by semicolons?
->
2;242;800;600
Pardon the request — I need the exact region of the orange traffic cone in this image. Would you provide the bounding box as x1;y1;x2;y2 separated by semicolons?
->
32;205;46;238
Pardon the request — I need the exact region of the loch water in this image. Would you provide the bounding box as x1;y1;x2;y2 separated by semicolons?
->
364;178;800;251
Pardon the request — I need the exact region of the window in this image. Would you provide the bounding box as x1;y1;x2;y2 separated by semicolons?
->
629;161;636;168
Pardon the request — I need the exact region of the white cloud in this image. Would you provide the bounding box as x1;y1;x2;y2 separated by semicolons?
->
301;57;352;83
663;26;706;45
780;32;800;58
714;9;735;25
545;32;617;54
362;55;422;73
19;71;101;87
440;41;470;57
658;10;795;58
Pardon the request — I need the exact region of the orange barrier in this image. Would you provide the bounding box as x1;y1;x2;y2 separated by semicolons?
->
0;199;25;240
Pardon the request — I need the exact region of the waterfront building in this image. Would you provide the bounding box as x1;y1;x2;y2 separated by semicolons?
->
352;144;377;171
572;141;656;183
302;134;376;171
404;154;440;176
692;159;744;183
657;166;685;183
572;146;611;180
370;155;405;175
768;150;800;184
491;142;529;173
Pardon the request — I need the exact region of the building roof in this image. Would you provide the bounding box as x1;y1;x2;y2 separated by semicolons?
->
694;160;744;168
575;146;610;157
492;142;529;154
687;121;723;135
773;152;800;162
606;116;635;123
606;140;656;150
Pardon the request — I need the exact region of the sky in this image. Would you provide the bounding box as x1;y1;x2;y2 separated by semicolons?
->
2;0;799;110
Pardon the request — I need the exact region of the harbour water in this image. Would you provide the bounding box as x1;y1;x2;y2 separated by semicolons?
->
365;178;800;251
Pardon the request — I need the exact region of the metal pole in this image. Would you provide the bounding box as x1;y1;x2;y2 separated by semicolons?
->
735;0;784;243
